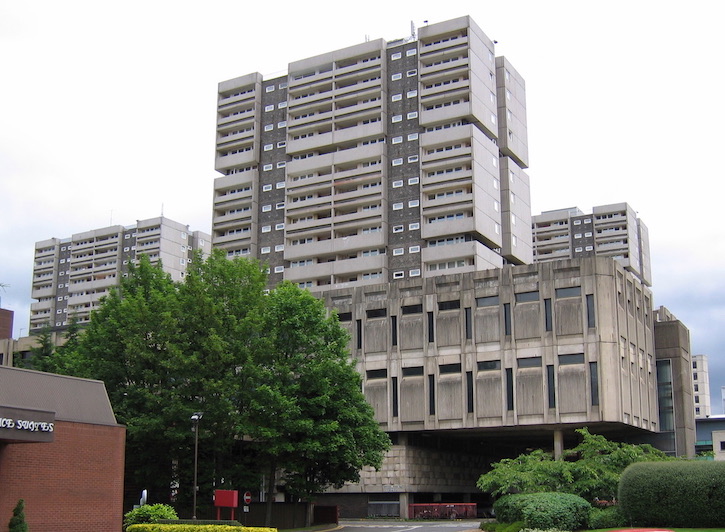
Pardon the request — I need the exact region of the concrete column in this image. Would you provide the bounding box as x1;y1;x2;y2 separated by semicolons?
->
553;430;564;458
399;492;409;519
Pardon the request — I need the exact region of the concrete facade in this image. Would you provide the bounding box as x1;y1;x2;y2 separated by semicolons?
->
691;354;711;418
312;257;665;515
532;203;651;286
213;16;532;290
30;216;210;332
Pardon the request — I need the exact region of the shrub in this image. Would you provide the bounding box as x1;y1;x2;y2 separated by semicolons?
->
8;499;28;532
479;521;525;532
127;526;276;532
619;460;725;527
493;493;589;531
123;504;178;531
588;506;626;529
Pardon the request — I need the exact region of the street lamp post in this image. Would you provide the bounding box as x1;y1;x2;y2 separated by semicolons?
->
191;412;203;519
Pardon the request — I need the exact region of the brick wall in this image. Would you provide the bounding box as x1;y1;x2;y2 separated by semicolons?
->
0;420;126;532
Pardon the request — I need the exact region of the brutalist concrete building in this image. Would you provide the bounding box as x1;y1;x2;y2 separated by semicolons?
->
210;15;694;517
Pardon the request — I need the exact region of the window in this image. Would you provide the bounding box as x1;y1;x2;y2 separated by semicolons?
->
516;291;539;303
391;52;402;60
409;245;420;253
392;158;403;166
406;69;417;77
278;101;287;109
409;268;421;277
277;121;287;128
408;222;420;230
261;225;271;233
408;199;419;208
275;223;285;230
392;180;403;188
406;48;417;56
408;132;419;141
275;202;285;209
393;248;404;256
262;184;272;191
263;164;273;171
264;144;273;151
518;357;542;368
261;246;271;254
392;202;403;210
275;244;284;252
276;181;285;189
559;354;585;365
408;177;419;185
265;85;275;93
264;104;274;112
262;204;272;212
264;124;274;131
393;271;404;279
556;286;581;298
391;93;402;101
391;73;402;81
392;225;404;233
392;114;402;123
407;89;418;98
274;266;284;273
276;161;286;168
407;111;418;120
392;136;403;144
408;155;419;163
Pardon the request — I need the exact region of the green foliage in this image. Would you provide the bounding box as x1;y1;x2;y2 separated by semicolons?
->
42;251;388;516
587;505;626;529
123;504;178;530
480;521;526;532
8;499;28;532
619;460;725;527
128;526;275;532
477;427;671;501
493;493;589;531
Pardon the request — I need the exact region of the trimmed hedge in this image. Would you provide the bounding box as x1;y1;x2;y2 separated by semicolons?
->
588;506;626;529
128;526;276;532
619;460;725;527
493;493;590;531
479;521;526;532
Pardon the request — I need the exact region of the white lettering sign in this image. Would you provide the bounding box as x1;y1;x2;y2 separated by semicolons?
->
0;417;54;433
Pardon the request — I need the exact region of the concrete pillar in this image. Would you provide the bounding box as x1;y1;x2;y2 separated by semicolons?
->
399;492;409;519
553;430;564;459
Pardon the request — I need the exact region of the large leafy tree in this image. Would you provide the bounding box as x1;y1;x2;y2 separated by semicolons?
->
477;427;671;501
36;252;388;518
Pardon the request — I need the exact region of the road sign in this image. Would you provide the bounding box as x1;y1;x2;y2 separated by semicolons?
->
243;491;252;504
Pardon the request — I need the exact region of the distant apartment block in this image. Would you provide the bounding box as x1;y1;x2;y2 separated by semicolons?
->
30;217;210;331
532;203;651;286
212;16;532;291
692;355;711;418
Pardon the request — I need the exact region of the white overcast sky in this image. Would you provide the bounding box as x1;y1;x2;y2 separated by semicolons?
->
2;1;724;411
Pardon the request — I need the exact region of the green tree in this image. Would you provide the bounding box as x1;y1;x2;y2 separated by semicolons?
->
477;427;671;501
8;499;28;532
245;282;390;525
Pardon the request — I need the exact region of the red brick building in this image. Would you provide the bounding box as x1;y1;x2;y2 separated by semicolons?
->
0;366;125;531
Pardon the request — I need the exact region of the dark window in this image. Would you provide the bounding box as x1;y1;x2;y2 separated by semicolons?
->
392;377;398;417
366;308;387;318
465;307;472;339
506;368;514;411
466;371;474;413
515;291;539;303
478;360;501;371
356;319;362;349
402;366;424;377
504;303;511;335
518;357;542;368
427;311;435;342
439;363;462;374
555;286;581;298
402;303;423;315
337;311;352;322
586;294;596;328
544;298;552;331
391;315;398;346
558;353;585;365
547;365;555;408
590;362;599;406
720;441;725;452
438;300;461;311
476;295;499;307
428;374;436;415
366;368;387;379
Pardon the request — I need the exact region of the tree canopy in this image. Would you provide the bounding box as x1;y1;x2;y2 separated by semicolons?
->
476;428;671;501
35;251;389;519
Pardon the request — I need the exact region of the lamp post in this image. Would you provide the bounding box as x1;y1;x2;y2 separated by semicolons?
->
191;412;203;519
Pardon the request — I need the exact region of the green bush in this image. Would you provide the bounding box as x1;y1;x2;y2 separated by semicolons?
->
480;521;526;532
123;504;178;531
8;499;28;532
619;460;725;527
492;493;589;531
588;506;626;529
128;526;276;532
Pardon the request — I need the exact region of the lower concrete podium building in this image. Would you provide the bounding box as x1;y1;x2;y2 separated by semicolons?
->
0;366;125;531
312;256;692;517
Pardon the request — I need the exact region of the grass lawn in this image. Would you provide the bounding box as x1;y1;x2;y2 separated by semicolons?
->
589;529;725;532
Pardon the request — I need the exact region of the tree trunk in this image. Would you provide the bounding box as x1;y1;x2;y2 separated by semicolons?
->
264;462;276;527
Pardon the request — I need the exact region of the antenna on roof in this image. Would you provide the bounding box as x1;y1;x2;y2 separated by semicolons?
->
110;209;113;225
365;34;370;42
411;21;416;39
161;203;164;217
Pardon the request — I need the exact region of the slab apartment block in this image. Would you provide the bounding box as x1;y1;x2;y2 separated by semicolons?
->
691;354;711;418
30;217;210;332
532;203;652;286
211;15;692;517
213;16;532;289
